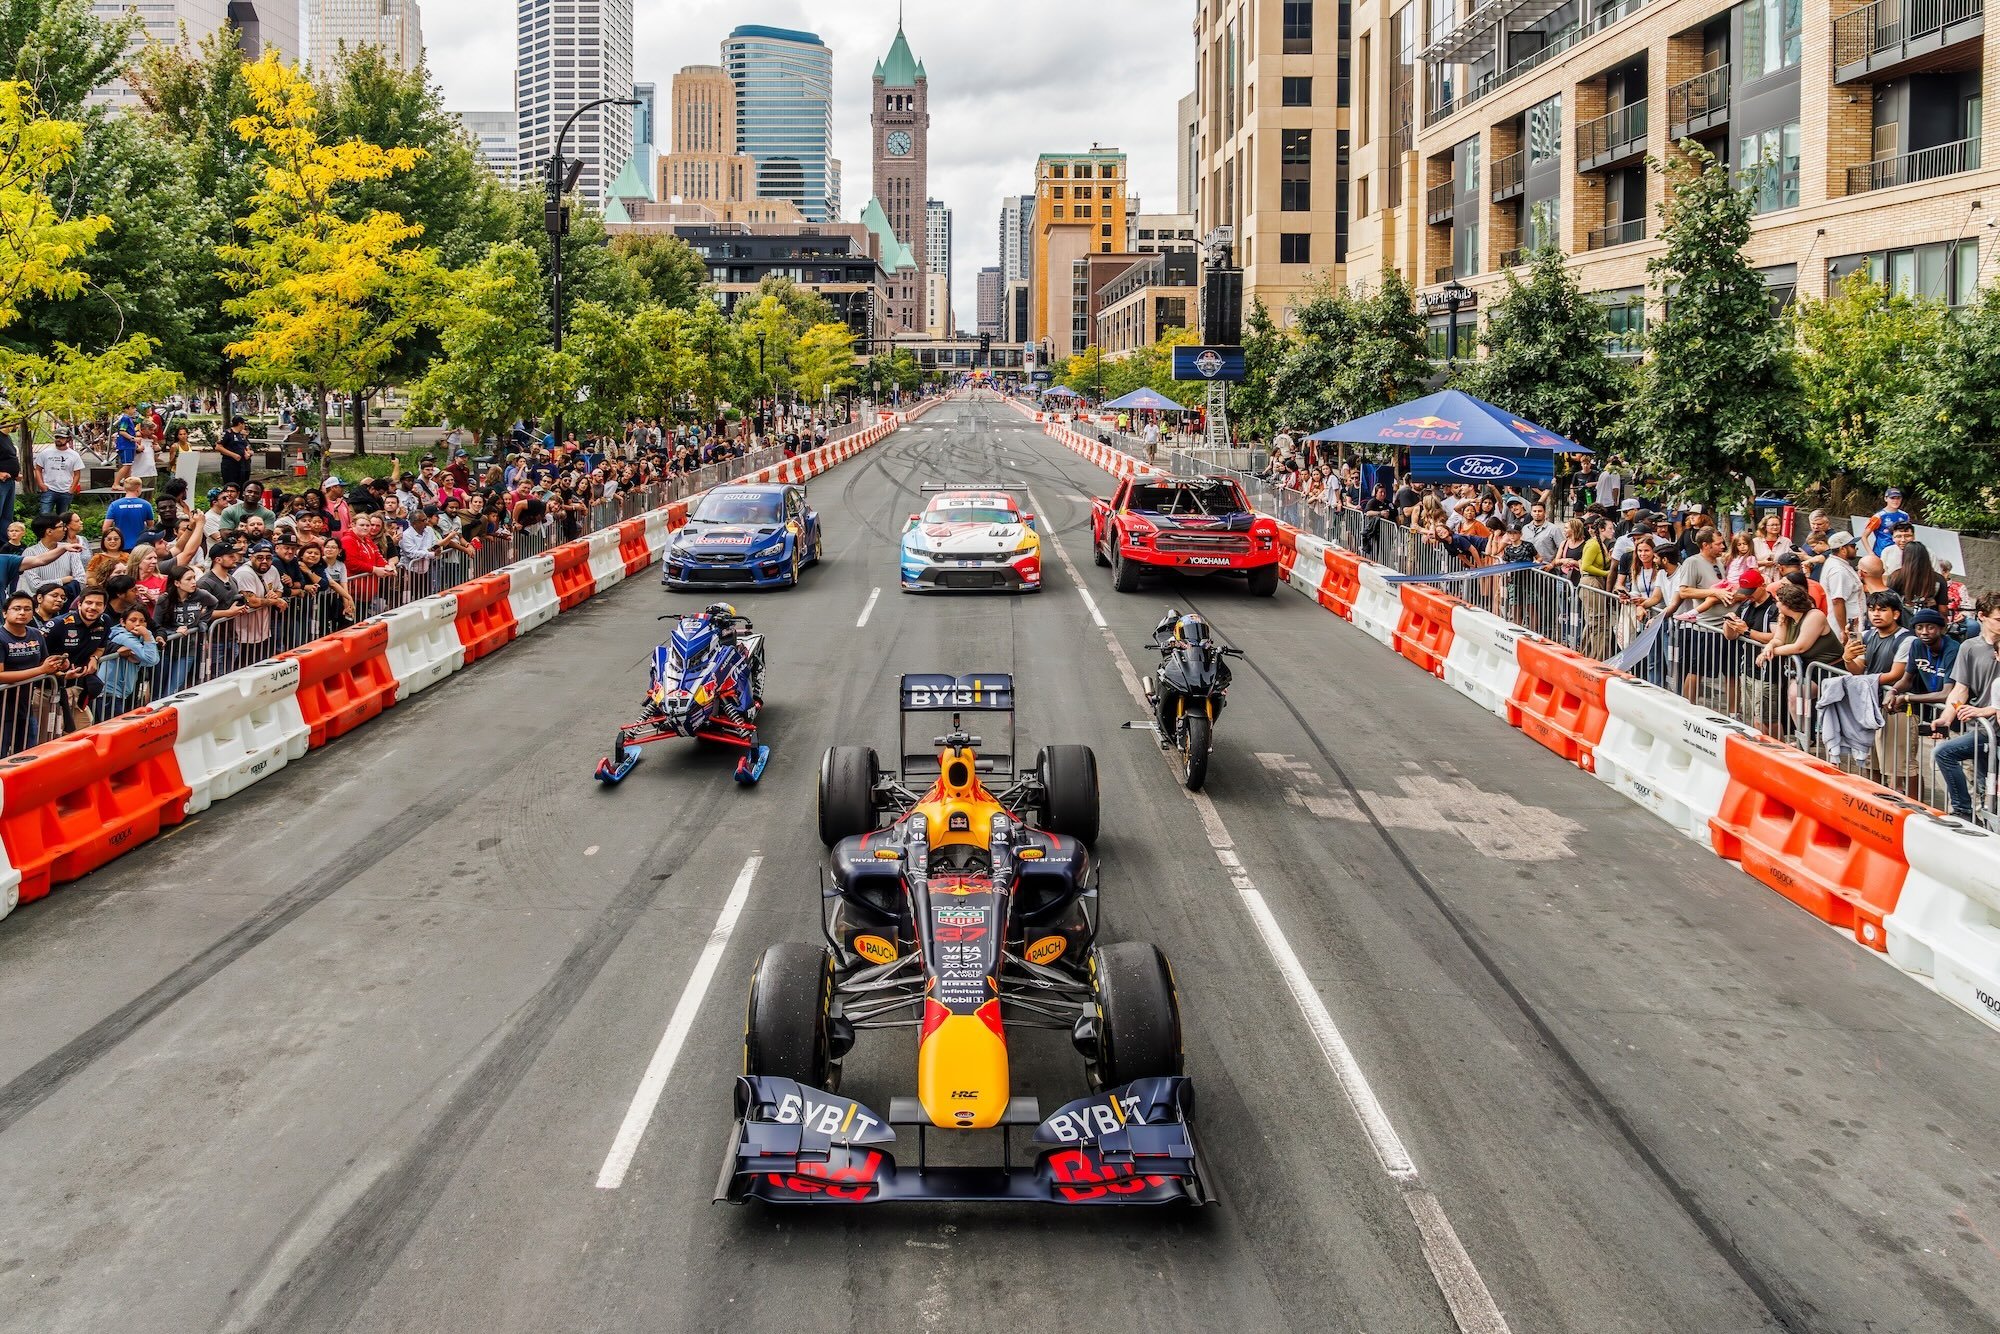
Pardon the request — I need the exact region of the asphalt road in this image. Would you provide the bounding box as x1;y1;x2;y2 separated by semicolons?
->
0;399;1996;1334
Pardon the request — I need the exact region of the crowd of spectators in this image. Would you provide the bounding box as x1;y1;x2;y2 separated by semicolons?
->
1255;429;1996;821
0;403;866;757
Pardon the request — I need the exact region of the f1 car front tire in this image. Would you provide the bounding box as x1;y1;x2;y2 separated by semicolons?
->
818;745;880;847
1090;942;1183;1089
744;943;837;1089
1246;563;1280;597
1036;744;1100;845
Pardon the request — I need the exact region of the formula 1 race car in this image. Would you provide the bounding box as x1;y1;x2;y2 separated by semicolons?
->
899;485;1043;593
661;483;822;590
716;673;1208;1206
595;604;770;785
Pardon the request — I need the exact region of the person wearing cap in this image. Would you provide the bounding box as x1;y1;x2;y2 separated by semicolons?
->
323;476;351;533
33;429;83;516
1886;608;1961;758
1857;590;1916;785
217;415;252;488
230;539;284;661
1819;531;1864;643
1864;487;1911;557
111;404;138;486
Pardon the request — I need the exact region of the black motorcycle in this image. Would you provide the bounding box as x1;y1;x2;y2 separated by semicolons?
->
1142;610;1244;791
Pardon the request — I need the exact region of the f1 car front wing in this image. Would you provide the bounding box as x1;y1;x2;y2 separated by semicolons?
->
715;1075;1209;1206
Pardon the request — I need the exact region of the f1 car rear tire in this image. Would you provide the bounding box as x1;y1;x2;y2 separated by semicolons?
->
1246;563;1280;597
1036;744;1100;845
818;745;880;847
744;943;837;1089
1091;943;1183;1088
1111;545;1142;593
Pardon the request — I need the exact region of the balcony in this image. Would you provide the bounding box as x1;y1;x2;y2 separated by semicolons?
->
1427;178;1457;224
1577;100;1649;171
1834;0;1983;82
1667;64;1730;139
1586;217;1647;249
1492;150;1526;201
1846;136;1982;193
1421;0;1652;128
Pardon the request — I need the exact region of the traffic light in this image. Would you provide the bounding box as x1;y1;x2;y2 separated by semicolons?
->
978;333;991;366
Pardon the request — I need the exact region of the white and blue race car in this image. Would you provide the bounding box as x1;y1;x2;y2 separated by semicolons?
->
899;486;1043;594
662;484;822;591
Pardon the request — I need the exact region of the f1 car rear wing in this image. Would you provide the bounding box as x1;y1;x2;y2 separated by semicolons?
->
899;672;1015;777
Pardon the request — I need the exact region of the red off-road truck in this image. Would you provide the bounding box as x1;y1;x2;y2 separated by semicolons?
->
1090;474;1281;596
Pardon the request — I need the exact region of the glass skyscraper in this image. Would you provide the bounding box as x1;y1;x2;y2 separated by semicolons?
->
721;25;836;223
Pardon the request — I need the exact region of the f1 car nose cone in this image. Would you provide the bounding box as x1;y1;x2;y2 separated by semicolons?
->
918;1004;1010;1130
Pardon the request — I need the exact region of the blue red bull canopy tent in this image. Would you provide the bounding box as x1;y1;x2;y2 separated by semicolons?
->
1304;389;1592;486
1098;387;1191;413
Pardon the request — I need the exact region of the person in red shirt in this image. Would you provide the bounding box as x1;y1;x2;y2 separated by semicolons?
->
1774;550;1827;612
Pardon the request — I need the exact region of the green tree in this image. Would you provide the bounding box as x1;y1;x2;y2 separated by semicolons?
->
678;297;739;422
739;273;837;332
865;348;919;396
1877;286;2000;529
220;53;441;479
1271;272;1430;429
736;292;798;403
502;185;642;320
1792;270;1946;483
791;321;857;406
0;0;134;114
1628;144;1801;502
1227;297;1289;439
611;232;708;310
403;241;555;445
1457;246;1632;450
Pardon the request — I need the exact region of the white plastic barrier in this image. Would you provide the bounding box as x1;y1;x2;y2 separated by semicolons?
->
1443;605;1533;721
1350;562;1402;649
643;509;672;557
1290;533;1331;600
587;527;627;593
379;594;466;701
505;554;559;635
1593;678;1754;843
167;656;312;815
1886;817;2000;1032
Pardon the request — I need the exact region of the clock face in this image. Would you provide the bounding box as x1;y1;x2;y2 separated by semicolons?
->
886;131;912;157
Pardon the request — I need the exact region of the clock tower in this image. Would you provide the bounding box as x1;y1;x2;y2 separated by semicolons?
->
870;18;929;334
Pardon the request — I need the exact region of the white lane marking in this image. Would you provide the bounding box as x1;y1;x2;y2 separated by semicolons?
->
857;587;882;628
595;853;762;1190
1024;488;1107;628
1030;499;1511;1334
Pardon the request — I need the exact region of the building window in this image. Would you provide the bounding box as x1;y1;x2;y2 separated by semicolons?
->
1453;220;1480;276
1600;291;1646;356
1050;164;1066;178
1284;0;1314;54
1739;0;1802;80
1051;186;1065;199
1280;232;1312;264
1077;163;1094;179
1283;76;1313;106
1283;177;1312;210
1525;196;1560;252
1052;205;1064;219
1101;224;1113;238
1528;94;1562;163
1282;129;1312;164
1737;121;1800;212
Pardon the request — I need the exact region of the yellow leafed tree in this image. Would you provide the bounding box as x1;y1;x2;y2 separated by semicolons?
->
220;52;440;476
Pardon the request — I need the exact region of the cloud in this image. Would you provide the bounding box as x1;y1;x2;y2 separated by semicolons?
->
422;0;1193;331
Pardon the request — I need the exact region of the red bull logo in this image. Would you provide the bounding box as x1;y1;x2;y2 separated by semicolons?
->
1396;415;1462;430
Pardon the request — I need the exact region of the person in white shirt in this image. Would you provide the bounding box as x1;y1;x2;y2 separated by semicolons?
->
1818;531;1865;643
34;433;85;515
398;505;443;589
1595;462;1623;509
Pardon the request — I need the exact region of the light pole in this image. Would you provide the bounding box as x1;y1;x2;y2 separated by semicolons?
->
546;94;640;452
754;331;768;438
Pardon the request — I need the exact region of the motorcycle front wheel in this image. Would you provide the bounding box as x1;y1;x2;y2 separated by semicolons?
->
1179;712;1211;792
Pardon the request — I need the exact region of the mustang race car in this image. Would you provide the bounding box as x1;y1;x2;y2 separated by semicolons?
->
1091;473;1281;596
899;485;1043;593
594;604;769;785
717;673;1207;1207
661;483;822;590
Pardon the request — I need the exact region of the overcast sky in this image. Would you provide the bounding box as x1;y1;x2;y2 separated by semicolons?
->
424;0;1192;329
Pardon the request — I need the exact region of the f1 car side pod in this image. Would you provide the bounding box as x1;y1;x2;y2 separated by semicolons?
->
714;1075;1211;1206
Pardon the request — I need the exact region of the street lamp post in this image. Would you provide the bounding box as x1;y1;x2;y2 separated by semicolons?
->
754;332;768;439
545;94;640;453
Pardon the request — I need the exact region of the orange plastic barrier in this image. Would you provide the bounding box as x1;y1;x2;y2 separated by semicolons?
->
0;707;188;905
665;501;689;532
284;622;397;748
1320;548;1361;619
1274;524;1299;582
551;540;596;611
617;519;652;576
1708;733;1917;949
1395;584;1460;678
1508;639;1620;772
452;572;518;665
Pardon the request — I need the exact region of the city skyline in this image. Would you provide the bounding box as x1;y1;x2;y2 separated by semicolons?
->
425;1;1185;330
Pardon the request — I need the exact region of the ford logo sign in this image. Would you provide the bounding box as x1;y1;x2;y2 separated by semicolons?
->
1445;453;1519;480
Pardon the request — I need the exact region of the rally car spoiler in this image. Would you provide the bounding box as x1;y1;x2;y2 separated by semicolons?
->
715;1075;1210;1206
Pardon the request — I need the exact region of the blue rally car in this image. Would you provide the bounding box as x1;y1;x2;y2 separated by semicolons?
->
662;483;823;590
